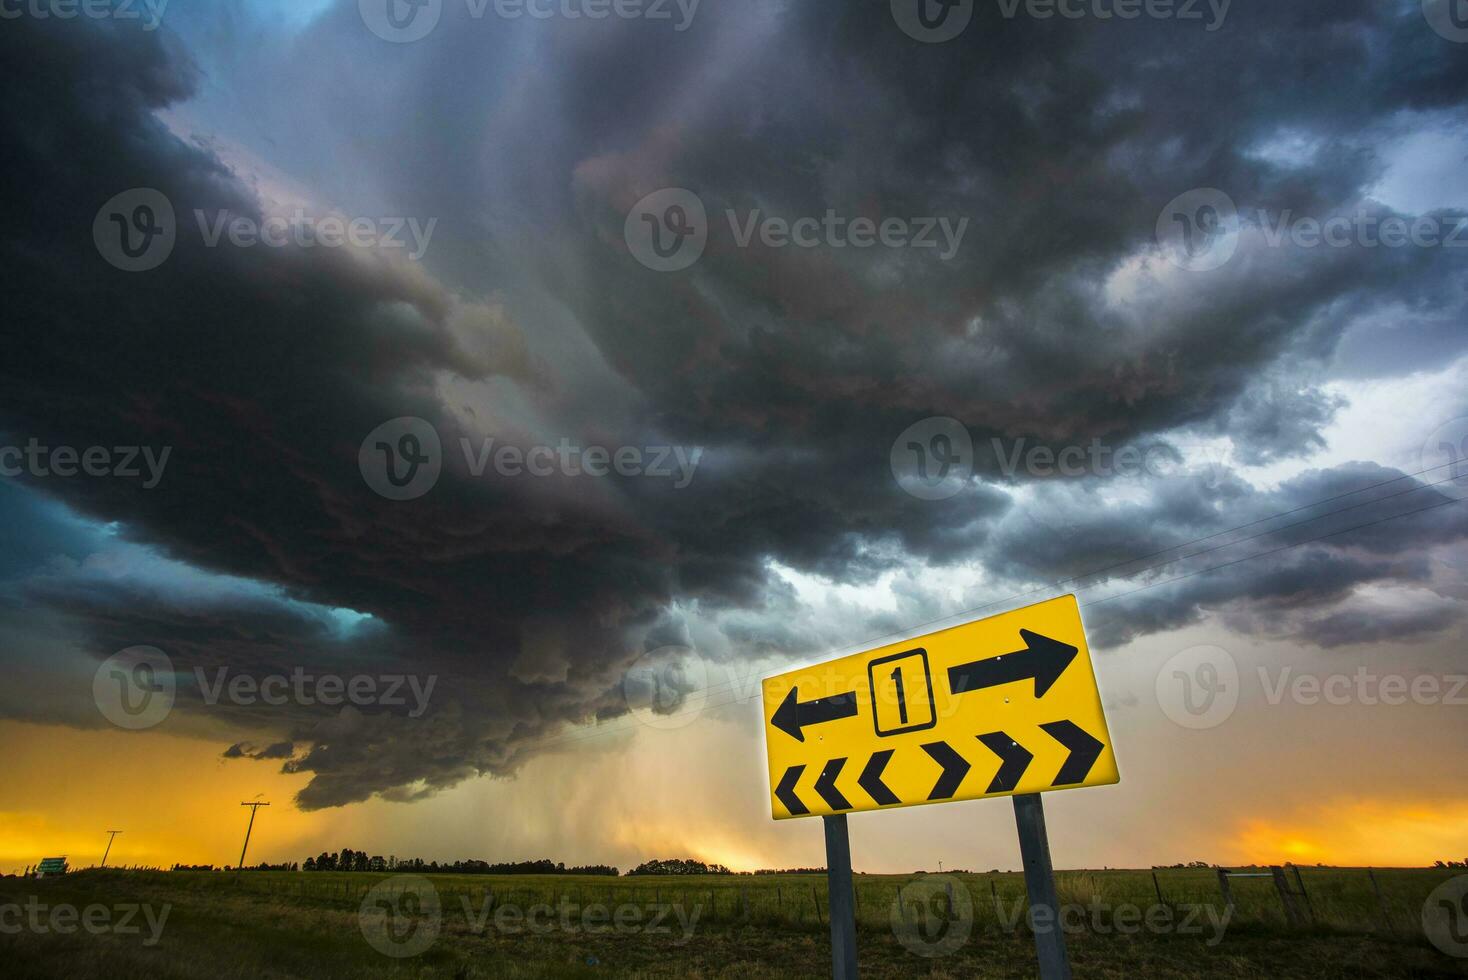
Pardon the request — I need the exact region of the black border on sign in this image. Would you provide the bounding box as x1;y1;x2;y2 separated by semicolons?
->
867;647;938;738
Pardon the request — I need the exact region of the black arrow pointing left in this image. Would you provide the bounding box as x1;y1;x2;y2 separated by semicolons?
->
775;764;808;816
772;686;859;742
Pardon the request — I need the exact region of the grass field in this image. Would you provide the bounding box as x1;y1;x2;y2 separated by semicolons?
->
2;866;1466;978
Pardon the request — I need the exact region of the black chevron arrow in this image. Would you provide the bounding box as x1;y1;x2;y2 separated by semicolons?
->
976;731;1033;794
814;757;852;811
858;750;900;806
772;686;859;742
775;764;808;816
947;629;1078;699
1041;720;1105;786
921;741;970;800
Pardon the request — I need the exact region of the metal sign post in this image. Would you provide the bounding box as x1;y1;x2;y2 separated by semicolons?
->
822;815;859;980
1013;793;1071;980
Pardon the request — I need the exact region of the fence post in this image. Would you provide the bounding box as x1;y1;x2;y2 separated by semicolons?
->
1367;869;1396;936
1288;864;1316;925
1271;866;1305;928
1216;868;1234;913
1151;869;1165;907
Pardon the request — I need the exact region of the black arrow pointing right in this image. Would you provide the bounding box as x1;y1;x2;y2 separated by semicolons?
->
775;764;808;816
977;731;1033;794
921;741;971;800
858;750;900;806
1041;720;1105;786
947;630;1079;700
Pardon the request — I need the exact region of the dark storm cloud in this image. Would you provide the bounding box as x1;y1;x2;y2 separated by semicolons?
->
1;4;1466;807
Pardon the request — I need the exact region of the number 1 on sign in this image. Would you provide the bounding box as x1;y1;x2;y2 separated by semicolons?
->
891;667;908;725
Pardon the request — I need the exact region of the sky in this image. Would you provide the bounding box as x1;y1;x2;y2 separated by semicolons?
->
1;0;1466;875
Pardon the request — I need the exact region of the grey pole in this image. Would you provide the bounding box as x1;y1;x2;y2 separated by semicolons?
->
1013;793;1072;980
822;814;859;980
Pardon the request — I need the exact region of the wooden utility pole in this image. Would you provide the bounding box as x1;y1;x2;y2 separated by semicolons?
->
101;830;122;868
236;802;270;877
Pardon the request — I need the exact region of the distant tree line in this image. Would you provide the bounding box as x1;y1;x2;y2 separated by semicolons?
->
627;858;732;876
302;850;617;876
1435;859;1467;868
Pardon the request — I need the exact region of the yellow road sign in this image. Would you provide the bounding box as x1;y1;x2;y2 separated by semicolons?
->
762;595;1118;820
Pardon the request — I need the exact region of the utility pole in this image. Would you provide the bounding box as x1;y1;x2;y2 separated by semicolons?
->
101;830;122;869
236;802;270;878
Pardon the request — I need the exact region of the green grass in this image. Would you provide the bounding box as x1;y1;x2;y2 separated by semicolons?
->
1;867;1465;978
